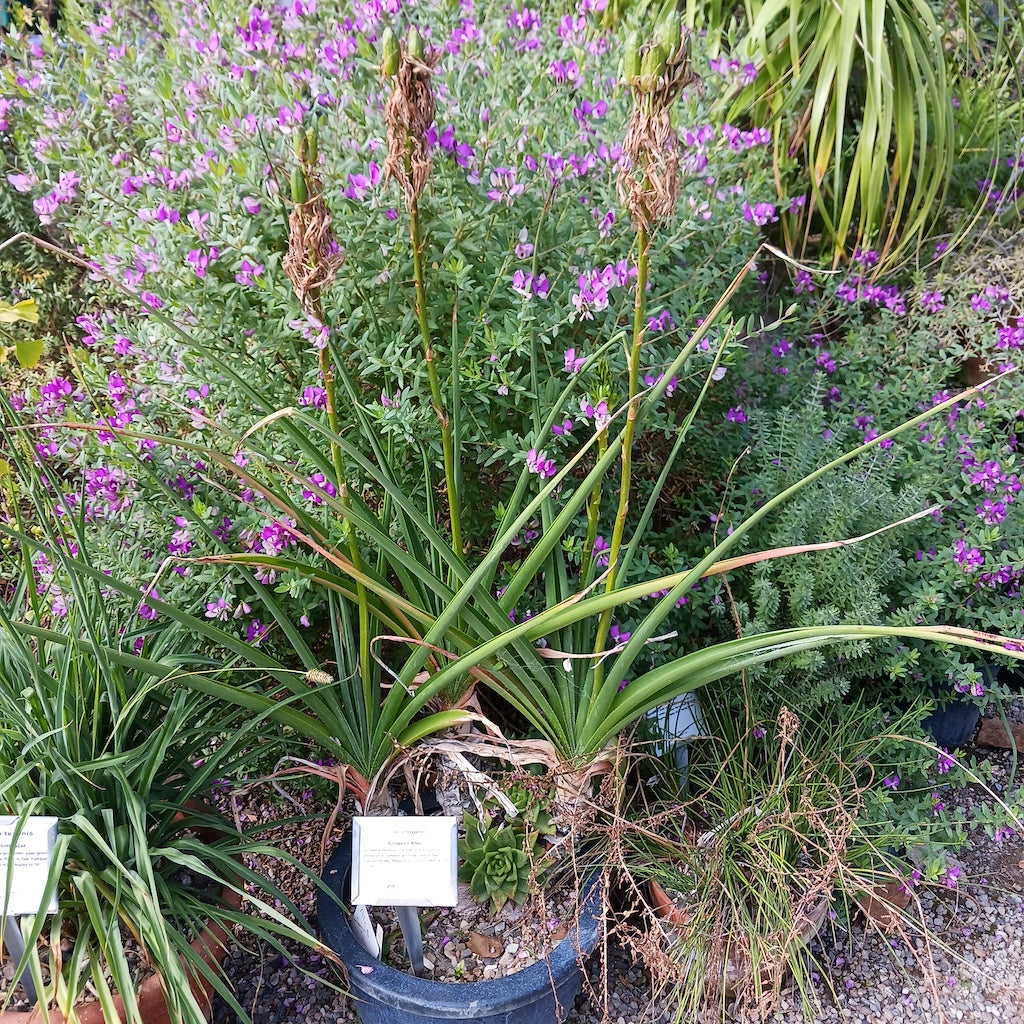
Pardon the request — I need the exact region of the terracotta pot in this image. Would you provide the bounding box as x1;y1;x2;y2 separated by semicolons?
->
0;812;241;1024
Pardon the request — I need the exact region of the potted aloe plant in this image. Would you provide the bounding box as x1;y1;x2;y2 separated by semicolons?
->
3;2;1024;1021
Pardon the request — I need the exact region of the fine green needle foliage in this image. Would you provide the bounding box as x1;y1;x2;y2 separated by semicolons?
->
620;696;936;1018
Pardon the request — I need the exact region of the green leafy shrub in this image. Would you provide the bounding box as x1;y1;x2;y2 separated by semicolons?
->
0;0;780;647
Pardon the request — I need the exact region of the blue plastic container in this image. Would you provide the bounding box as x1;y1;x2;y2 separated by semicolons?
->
318;837;602;1024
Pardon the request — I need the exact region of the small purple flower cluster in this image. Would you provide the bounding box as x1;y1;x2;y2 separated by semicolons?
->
31;169;80;224
571;261;636;319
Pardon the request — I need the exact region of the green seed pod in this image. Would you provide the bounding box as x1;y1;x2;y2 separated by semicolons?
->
657;10;683;62
292;129;307;162
242;69;254;91
622;30;641;85
291;167;308;204
381;26;400;77
407;25;425;62
640;42;667;91
305;126;319;167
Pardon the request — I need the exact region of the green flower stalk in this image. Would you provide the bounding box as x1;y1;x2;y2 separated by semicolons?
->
383;26;463;555
283;125;372;702
595;19;695;671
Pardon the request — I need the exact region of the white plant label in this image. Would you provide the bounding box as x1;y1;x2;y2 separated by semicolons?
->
351;816;458;907
0;816;59;915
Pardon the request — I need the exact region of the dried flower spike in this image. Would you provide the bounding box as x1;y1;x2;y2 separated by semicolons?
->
283;126;344;312
382;26;440;206
617;22;698;231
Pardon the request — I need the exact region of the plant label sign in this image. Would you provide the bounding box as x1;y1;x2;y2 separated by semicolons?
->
0;816;59;915
351;816;458;907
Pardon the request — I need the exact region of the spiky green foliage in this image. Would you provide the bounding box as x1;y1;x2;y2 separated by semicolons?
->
687;0;1023;266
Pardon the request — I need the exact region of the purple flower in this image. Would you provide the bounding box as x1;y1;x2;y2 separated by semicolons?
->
526;447;557;478
486;166;524;205
302;472;337;505
8;171;38;192
514;228;535;259
137;588;160;621
564;348;585;374
299;386;327;409
579;398;610;432
882;774;899;790
742;200;778;226
289;314;330;350
977;498;1008;525
185;246;219;278
235;259;264;286
794;269;815;294
510;269;549;298
953;538;985;572
937;749;955;774
205;597;232;621
920;290;945;313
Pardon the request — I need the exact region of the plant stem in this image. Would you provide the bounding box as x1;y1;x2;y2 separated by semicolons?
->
410;196;463;556
593;223;650;678
580;432;608;585
315;340;372;703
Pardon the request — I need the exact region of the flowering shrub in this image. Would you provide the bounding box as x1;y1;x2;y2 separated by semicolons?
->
1;0;781;644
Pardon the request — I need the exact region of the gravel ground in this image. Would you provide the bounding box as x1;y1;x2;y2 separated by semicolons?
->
211;738;1024;1024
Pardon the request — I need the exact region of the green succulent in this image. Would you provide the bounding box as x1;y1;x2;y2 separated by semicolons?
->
458;814;543;913
484;780;557;837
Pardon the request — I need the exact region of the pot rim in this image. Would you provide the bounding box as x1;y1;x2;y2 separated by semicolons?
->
318;835;604;1015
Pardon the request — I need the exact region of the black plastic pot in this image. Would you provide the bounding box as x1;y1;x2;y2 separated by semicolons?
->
921;695;981;749
920;667;1001;749
318;837;603;1024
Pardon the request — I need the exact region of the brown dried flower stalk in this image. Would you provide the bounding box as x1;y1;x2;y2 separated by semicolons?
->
383;42;441;205
283;170;344;313
619;107;683;233
617;40;698;232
